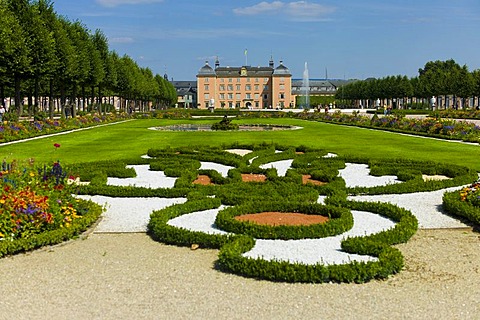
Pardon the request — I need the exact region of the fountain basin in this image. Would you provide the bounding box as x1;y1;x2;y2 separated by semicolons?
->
149;124;301;131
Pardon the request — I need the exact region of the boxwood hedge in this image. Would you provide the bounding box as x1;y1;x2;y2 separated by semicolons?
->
67;142;472;283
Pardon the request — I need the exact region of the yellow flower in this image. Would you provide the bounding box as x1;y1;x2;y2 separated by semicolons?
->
0;199;5;204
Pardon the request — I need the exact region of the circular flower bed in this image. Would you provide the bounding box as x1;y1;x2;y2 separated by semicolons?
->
215;202;352;240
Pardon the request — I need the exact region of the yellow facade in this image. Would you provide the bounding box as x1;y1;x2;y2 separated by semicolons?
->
197;59;293;109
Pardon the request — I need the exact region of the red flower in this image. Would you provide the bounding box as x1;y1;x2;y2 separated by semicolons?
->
54;143;61;148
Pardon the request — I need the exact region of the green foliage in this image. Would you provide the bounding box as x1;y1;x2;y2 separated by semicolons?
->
443;187;480;224
347;158;477;195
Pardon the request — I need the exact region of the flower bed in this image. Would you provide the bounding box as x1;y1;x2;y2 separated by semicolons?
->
443;180;480;225
0;160;102;256
0;113;132;143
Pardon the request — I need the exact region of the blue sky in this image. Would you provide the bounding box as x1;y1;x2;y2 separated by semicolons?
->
53;0;480;81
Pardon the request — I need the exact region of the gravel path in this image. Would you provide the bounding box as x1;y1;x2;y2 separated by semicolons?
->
0;230;478;319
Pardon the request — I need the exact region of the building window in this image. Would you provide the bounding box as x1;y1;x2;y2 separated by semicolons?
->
220;93;225;99
264;78;268;83
246;78;250;82
228;85;233;91
263;94;268;100
228;93;233;99
264;85;269;90
279;93;285;99
280;77;284;83
236;78;241;83
229;78;233;83
255;78;259;83
254;85;259;91
246;93;251;99
245;84;251;91
220;78;224;83
236;93;241;100
205;78;209;83
219;85;225;91
236;85;241;91
255;93;259;99
255;101;259;108
229;102;233;108
204;85;209;91
279;84;285;90
235;102;240;108
204;93;209;100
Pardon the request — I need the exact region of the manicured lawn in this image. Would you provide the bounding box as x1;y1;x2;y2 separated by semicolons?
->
2;118;480;170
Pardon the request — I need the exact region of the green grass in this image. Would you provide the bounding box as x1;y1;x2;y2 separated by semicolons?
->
2;118;480;171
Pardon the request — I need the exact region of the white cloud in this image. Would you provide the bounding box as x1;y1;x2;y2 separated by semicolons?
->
233;1;284;15
234;1;335;21
96;0;163;8
287;1;335;21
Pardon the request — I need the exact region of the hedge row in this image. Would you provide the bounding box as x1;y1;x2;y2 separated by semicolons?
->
442;191;480;225
215;200;417;283
147;198;232;248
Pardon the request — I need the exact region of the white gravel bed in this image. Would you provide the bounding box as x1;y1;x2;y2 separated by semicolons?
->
348;186;468;229
324;152;337;158
259;159;294;176
339;163;400;188
242;210;396;265
107;164;177;188
224;149;253;156
167;205;229;235
76;195;186;232
199;161;234;177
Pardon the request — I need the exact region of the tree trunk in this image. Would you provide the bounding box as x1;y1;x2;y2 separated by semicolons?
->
72;85;77;118
49;79;54;119
34;76;40;115
14;74;22;116
60;84;66;118
81;86;86;112
27;87;33;116
0;84;4;107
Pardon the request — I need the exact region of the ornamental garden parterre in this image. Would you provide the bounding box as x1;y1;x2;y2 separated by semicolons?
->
2;141;474;283
1;111;480;283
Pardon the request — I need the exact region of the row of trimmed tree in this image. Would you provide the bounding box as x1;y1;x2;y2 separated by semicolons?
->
0;0;177;117
336;60;480;109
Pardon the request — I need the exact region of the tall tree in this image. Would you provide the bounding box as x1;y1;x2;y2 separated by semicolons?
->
4;0;33;115
29;0;56;114
92;29;108;112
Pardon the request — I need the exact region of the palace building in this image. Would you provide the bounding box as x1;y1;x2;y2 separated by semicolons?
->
196;57;293;109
